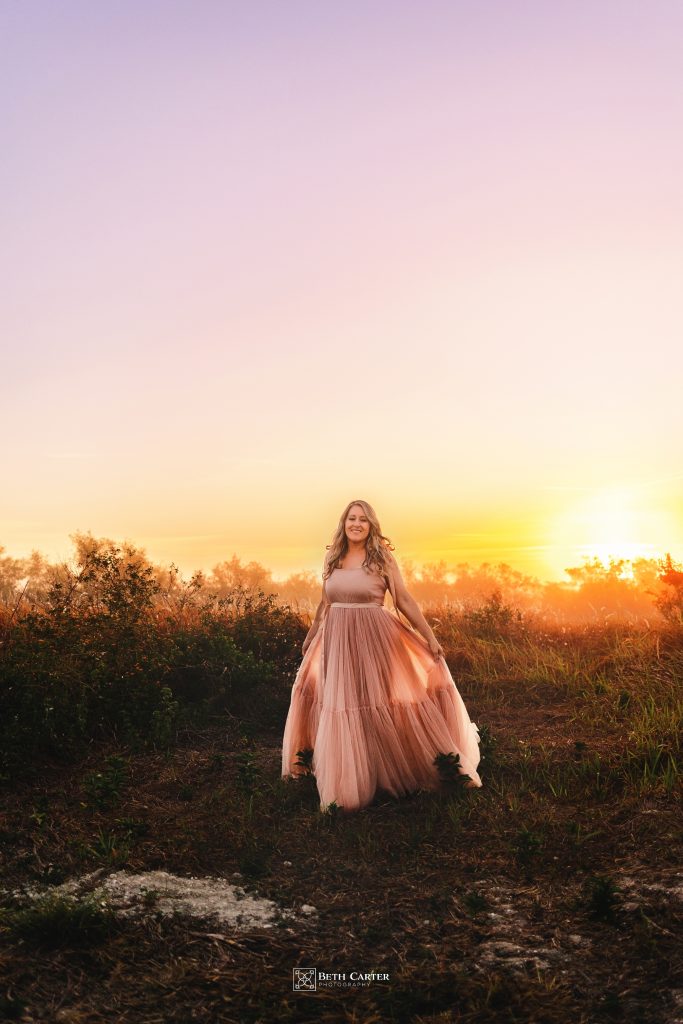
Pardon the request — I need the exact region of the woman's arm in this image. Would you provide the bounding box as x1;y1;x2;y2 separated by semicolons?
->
387;554;438;646
302;588;329;652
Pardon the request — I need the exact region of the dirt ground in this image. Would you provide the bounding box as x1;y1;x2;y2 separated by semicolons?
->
1;678;681;1024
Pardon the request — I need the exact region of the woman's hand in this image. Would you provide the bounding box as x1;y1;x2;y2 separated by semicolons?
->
427;637;444;660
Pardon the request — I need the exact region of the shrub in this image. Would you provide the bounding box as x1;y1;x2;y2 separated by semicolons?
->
0;547;301;779
654;553;683;626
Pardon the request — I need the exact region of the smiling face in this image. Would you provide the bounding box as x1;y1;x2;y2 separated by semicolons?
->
345;504;370;546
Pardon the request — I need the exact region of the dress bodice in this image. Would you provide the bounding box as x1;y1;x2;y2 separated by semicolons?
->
323;566;388;607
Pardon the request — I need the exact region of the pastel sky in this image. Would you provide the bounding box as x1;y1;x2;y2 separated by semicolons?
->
2;0;682;582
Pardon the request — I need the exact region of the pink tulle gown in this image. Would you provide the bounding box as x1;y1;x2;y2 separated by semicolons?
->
281;564;483;812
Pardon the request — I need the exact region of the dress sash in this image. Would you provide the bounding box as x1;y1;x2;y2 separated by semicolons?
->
329;601;380;607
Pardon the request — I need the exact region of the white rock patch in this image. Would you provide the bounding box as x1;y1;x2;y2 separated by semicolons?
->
618;876;683;903
2;868;316;931
454;871;682;977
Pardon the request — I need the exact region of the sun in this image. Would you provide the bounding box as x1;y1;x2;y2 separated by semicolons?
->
547;486;672;577
576;490;647;563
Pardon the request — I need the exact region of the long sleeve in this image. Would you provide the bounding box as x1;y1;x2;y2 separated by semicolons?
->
386;553;437;645
303;578;330;647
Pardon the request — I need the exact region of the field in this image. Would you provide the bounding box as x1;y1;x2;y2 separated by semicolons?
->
0;546;681;1023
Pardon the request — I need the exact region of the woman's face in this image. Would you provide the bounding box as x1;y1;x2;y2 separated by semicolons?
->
345;505;370;545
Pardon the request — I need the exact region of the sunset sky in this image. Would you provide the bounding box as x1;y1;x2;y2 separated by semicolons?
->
2;1;682;583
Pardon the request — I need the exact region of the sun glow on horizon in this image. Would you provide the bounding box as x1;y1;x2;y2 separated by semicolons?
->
548;486;676;577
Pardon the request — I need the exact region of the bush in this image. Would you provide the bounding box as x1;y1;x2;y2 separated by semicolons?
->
654;553;683;626
460;588;526;639
0;547;304;780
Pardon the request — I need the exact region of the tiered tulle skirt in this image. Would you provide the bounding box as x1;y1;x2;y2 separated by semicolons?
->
281;603;482;812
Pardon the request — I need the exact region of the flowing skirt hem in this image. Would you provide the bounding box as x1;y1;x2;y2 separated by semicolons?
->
281;680;483;812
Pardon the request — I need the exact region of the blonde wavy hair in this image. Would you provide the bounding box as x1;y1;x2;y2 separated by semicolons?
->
322;499;396;584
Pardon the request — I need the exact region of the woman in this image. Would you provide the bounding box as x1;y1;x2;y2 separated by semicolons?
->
281;499;483;812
